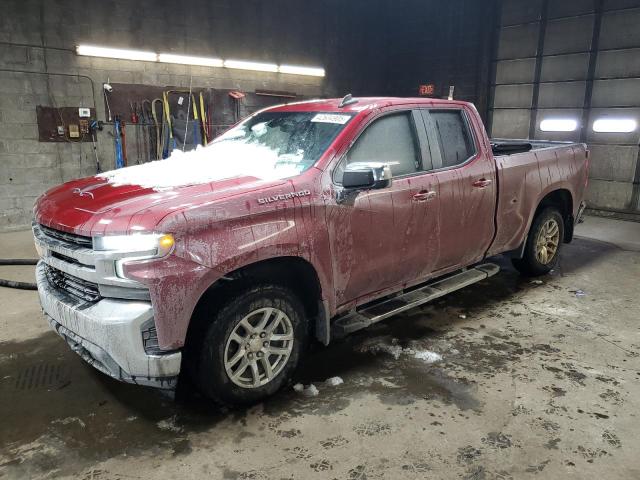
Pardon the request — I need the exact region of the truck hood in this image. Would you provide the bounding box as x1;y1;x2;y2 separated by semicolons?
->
35;141;312;236
35;174;285;236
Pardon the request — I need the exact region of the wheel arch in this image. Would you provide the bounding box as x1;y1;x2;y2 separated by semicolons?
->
185;256;329;360
508;188;575;259
534;188;574;243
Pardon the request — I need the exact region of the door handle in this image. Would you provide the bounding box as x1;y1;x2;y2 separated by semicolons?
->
472;178;493;188
412;190;437;202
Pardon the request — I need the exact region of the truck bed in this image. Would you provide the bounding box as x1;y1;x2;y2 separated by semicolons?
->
487;139;589;258
491;138;578;156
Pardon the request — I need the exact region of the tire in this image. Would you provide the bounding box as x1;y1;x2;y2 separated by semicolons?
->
512;207;564;277
193;284;308;406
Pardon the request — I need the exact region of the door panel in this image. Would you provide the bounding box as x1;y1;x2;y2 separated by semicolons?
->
406;173;440;280
326;109;441;308
433;158;496;270
421;109;497;271
325;174;441;307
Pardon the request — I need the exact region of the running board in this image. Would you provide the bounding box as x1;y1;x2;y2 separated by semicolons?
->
332;263;500;338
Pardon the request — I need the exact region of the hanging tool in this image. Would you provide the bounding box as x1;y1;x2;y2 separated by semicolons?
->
207;89;213;140
182;76;194;153
141;100;152;163
229;90;245;124
114;116;124;169
199;92;208;144
89;119;103;173
121;119;128;167
163;89;202;153
151;98;164;160
103;82;113;122
129;100;139;124
162;91;176;158
130;101;141;164
187;93;201;149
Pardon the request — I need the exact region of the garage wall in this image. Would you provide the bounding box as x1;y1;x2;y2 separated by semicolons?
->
489;0;640;214
378;0;498;120
0;0;378;231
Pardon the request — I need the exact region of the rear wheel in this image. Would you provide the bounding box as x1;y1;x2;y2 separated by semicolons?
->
512;207;564;277
193;284;308;405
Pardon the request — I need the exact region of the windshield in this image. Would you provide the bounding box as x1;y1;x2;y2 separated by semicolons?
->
212;111;354;176
97;111;354;191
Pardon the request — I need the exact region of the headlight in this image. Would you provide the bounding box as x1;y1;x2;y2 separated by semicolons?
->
93;233;175;279
93;233;175;256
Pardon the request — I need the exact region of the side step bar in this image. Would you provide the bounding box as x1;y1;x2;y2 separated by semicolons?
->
332;263;500;338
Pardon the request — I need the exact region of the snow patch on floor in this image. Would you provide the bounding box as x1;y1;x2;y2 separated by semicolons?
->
357;338;404;359
156;415;183;433
324;376;344;387
357;337;443;364
293;383;319;397
375;378;402;389
413;350;443;364
51;417;86;428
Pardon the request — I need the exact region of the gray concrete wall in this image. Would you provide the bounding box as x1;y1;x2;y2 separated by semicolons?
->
0;0;371;231
489;0;640;214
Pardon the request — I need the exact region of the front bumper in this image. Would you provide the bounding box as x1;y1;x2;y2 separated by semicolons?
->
36;262;181;388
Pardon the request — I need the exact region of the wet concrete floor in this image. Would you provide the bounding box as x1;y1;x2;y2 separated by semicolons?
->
1;222;639;479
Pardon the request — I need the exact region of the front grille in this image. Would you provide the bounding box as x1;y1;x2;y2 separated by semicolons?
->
44;264;101;302
51;250;87;267
40;224;93;249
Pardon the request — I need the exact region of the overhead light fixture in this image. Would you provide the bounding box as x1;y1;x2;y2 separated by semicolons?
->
158;53;223;67
224;60;279;73
76;45;157;62
76;44;325;77
278;65;325;77
540;118;578;132
593;118;637;133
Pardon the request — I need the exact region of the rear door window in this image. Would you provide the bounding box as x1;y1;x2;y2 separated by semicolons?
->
429;110;476;169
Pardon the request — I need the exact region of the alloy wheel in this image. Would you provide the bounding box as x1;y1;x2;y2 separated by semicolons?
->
223;307;294;388
535;219;560;265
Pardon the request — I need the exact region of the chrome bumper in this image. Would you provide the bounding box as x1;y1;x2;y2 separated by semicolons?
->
33;220;182;388
37;262;181;388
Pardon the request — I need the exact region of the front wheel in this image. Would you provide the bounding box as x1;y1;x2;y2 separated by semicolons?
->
194;284;308;405
512;207;564;277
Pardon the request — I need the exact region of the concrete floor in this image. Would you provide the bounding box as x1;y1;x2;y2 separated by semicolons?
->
1;217;639;479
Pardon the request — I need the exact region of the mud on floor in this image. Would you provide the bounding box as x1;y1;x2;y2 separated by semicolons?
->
1;237;639;479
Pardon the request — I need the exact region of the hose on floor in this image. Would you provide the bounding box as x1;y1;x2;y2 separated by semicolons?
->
0;259;38;290
0;259;38;265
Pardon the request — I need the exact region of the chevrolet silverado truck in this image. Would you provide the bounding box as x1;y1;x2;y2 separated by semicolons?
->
33;96;588;404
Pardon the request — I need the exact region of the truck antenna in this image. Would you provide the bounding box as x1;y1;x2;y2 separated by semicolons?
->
339;94;359;108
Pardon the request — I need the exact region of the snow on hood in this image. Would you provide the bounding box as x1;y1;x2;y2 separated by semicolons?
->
97;142;304;190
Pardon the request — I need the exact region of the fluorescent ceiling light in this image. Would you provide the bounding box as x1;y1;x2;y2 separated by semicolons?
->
593;118;637;133
76;45;157;62
224;60;279;73
76;45;325;77
158;53;223;67
540;118;578;132
279;65;325;77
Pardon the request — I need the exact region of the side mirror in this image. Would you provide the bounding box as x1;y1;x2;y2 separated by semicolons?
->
342;163;393;190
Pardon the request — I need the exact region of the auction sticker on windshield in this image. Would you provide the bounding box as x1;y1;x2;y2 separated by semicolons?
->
311;114;351;124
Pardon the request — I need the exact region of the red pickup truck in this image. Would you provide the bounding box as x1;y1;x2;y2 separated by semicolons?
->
33;96;588;404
